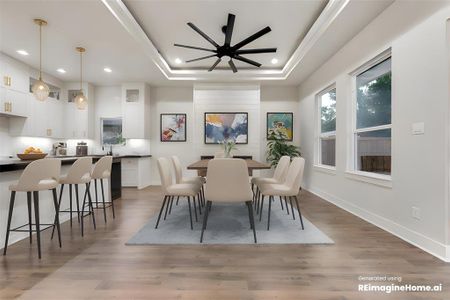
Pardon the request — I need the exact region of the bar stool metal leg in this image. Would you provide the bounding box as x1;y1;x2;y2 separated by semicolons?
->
109;178;115;219
69;184;73;227
33;191;42;259
75;184;81;223
26;192;32;244
3;191;16;255
94;179;99;209
86;183;96;230
52;188;62;248
51;184;64;240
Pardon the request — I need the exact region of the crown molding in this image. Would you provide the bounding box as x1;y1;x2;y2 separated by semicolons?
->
101;0;349;81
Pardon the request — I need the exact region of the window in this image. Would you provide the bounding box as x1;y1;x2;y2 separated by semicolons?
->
353;56;391;176
317;86;336;167
101;118;126;145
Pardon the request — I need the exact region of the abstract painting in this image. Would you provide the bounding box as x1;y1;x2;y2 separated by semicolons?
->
267;112;293;141
160;114;187;142
204;112;248;144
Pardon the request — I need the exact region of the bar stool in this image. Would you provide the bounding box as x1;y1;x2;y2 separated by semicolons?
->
4;158;61;259
91;156;114;223
51;157;96;238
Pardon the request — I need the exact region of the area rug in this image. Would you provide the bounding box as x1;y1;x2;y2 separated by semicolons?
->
126;200;334;245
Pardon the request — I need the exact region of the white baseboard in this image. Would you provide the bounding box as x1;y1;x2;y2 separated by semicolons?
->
306;185;450;262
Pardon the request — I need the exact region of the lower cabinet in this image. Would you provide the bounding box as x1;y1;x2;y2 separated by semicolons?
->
121;157;151;189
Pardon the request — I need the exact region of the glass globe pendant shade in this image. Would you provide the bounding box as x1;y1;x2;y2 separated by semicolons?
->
74;91;88;110
31;79;50;101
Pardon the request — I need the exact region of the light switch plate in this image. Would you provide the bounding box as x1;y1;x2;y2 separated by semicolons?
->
412;122;425;135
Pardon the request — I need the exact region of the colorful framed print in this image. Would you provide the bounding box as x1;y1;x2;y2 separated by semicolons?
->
160;113;187;142
204;112;248;144
267;112;293;141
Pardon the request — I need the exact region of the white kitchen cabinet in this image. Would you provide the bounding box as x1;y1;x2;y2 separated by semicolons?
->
0;87;28;117
121;157;151;189
121;83;150;139
63;83;95;139
1;56;29;93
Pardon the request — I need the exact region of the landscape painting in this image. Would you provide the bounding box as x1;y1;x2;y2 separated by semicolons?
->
267;112;293;141
204;112;248;144
160;114;187;142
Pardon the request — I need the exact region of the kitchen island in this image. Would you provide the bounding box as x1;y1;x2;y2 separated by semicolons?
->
0;154;151;250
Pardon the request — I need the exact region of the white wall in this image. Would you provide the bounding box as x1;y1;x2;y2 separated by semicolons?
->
298;2;450;261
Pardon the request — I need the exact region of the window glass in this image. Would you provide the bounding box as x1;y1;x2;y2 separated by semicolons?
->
320;88;336;133
320;136;336;166
356;129;391;174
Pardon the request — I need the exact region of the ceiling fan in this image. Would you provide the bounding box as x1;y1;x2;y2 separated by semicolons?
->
174;13;276;73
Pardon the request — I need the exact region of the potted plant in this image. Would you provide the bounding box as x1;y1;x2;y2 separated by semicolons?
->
266;132;301;167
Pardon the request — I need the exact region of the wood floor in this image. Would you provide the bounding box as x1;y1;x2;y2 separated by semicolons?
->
0;186;449;300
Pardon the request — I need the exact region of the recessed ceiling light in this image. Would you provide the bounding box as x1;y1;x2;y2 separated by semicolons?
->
175;58;182;64
271;58;278;64
104;67;112;73
16;50;29;56
56;68;66;74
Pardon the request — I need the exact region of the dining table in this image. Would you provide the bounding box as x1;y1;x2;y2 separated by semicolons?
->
187;158;271;176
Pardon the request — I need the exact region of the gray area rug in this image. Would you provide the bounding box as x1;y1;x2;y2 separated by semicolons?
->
126;200;334;245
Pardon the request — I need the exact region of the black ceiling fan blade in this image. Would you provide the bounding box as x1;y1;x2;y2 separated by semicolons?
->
208;58;222;72
228;59;238;73
224;14;235;46
185;54;217;63
174;44;216;53
233;55;262;67
235;48;277;54
187;22;220;48
232;26;272;50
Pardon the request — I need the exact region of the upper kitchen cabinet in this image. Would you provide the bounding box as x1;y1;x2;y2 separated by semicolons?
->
1;54;30;93
63;83;95;139
121;83;150;139
0;87;29;117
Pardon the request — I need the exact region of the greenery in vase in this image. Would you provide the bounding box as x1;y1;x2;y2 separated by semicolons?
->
222;139;237;158
266;131;301;167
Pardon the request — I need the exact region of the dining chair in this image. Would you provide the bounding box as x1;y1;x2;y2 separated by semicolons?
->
258;157;305;230
4;158;61;259
156;157;201;230
201;158;257;243
171;155;205;209
252;155;290;213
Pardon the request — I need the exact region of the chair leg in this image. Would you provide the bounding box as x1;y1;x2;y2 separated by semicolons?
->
86;183;96;230
75;184;81;223
69;184;73;227
197;193;202;215
289;196;295;220
169;196;174;214
267;195;273;231
51;184;64;240
192;195;198;222
255;188;260;213
279;196;284;210
80;187;87;237
33;191;42;259
27;192;32;244
176;196;180;205
3;191;16;255
52;188;62;248
94;179;99;209
155;196;168;229
259;195;265;221
246;201;253;229
200;201;211;243
246;201;257;243
163;195;171;220
294;196;304;230
100;179;107;223
285;197;290;215
187;196;193;230
109;178;116;219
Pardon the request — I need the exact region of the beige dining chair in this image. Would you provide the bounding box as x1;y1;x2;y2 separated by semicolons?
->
201;158;257;243
258;157;305;230
51;157;95;238
4;158;61;259
156;157;201;230
171;156;205;210
252;155;290;213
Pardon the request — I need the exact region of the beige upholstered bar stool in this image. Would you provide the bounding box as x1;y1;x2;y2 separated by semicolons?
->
171;156;205;210
51;157;96;238
252;155;290;214
259;157;306;230
91;156;114;225
4;158;61;259
201;158;257;243
155;157;201;230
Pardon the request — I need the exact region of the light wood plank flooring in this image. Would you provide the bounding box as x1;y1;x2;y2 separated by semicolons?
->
0;186;449;300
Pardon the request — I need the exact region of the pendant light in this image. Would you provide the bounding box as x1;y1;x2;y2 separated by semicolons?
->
74;47;87;110
31;19;50;101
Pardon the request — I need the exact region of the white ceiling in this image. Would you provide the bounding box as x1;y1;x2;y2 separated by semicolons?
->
0;0;395;86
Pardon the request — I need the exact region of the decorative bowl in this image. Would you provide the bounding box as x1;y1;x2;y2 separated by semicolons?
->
17;153;48;160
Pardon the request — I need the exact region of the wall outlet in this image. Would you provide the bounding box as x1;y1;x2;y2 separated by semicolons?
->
412;122;425;135
412;206;421;220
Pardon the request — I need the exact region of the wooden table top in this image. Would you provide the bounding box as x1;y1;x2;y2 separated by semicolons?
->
187;159;271;170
